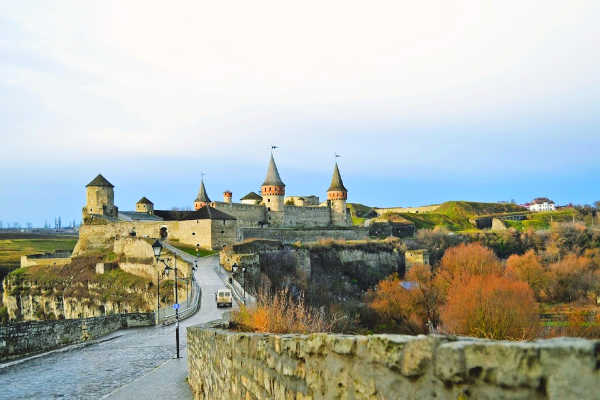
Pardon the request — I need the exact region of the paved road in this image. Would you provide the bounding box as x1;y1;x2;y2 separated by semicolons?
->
0;255;231;400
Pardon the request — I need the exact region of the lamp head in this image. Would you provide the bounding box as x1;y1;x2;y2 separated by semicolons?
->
152;240;163;259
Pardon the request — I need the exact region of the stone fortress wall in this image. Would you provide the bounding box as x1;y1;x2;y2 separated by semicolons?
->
283;205;331;227
213;201;339;228
212;201;267;228
374;204;440;215
112;237;192;284
239;227;369;244
0;313;154;361
75;218;236;253
188;322;600;400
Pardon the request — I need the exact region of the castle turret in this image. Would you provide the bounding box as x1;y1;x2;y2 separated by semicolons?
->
194;179;211;210
261;154;285;215
223;190;232;204
83;174;118;220
136;197;154;214
327;163;349;226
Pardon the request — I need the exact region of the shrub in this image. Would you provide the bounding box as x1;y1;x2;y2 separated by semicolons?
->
441;274;539;340
505;250;546;299
232;287;334;333
545;254;595;303
367;272;430;334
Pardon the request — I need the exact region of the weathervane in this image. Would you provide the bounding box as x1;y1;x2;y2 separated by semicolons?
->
271;145;279;154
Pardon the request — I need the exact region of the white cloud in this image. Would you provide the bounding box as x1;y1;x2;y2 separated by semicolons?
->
1;1;599;172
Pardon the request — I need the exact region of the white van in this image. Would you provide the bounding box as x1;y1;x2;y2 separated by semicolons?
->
215;288;233;308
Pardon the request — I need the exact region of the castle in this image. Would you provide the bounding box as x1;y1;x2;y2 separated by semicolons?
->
76;154;366;252
208;154;351;229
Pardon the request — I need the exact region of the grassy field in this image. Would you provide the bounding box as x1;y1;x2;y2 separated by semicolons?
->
0;236;78;286
169;242;217;257
0;237;78;266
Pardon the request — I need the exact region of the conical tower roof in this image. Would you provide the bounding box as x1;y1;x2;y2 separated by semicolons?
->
86;174;114;188
327;163;347;192
195;180;211;203
262;154;285;187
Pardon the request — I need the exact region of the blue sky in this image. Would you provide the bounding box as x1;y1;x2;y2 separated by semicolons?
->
1;1;599;226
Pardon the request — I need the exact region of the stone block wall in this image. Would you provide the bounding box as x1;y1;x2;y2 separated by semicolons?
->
283;205;332;227
213;202;267;228
0;313;154;361
239;227;369;244
75;218;228;255
187;323;600;400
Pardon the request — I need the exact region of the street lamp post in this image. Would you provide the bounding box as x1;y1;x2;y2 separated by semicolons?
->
152;240;180;359
156;268;161;320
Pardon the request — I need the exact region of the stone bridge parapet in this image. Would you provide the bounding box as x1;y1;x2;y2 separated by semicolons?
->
187;321;600;399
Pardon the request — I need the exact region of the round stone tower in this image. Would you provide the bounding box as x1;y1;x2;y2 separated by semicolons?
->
327;163;349;226
194;179;211;210
223;190;232;204
261;154;285;213
84;174;118;219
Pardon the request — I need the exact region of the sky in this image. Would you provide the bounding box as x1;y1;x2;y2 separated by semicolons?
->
1;1;599;226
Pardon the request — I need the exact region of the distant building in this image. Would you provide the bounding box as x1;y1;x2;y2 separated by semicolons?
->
240;192;262;205
526;197;556;212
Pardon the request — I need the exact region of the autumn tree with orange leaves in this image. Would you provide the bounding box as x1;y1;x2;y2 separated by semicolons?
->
441;274;539;340
505;250;546;299
435;242;503;297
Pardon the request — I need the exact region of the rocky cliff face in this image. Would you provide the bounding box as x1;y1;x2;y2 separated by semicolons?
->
1;252;186;322
2;271;157;321
226;239;404;309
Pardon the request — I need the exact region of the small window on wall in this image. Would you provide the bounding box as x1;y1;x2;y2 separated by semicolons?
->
267;207;271;211
221;230;224;234
192;232;195;236
268;199;271;202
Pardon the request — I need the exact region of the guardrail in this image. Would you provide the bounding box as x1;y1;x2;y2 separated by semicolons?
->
156;277;201;325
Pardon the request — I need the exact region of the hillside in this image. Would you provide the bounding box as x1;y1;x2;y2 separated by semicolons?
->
347;203;377;225
435;201;526;218
373;201;527;232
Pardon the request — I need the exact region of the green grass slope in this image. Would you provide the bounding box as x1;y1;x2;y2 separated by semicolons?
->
436;201;526;219
347;203;376;226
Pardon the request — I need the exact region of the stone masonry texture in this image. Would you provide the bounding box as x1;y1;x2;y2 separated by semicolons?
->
0;313;154;361
187;322;600;400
